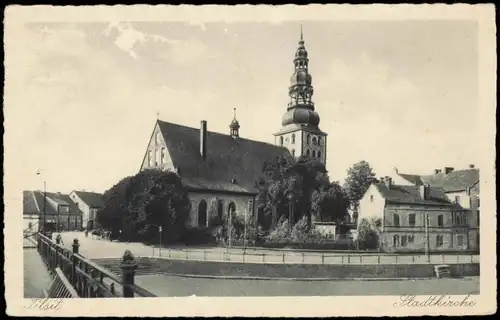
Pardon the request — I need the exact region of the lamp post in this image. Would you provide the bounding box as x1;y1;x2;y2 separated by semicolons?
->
286;191;294;234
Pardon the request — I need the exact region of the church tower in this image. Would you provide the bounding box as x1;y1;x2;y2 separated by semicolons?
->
274;25;327;165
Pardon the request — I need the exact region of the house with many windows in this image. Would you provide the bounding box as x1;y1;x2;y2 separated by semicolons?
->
358;176;478;252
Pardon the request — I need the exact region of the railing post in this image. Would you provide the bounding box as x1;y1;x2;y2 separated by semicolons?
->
71;238;80;286
121;250;138;298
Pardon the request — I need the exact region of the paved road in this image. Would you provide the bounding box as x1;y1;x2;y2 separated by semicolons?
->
59;232;479;265
135;275;480;296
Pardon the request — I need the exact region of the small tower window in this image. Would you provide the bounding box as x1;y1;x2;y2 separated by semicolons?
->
307;134;311;145
318;151;321;159
318;136;321;146
291;134;295;144
291;149;295;157
312;150;316;158
306;149;310;157
279;136;284;146
312;136;318;145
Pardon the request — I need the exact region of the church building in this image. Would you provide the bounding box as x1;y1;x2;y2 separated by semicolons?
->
139;27;326;228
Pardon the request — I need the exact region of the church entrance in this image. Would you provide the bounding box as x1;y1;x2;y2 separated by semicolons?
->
198;200;207;227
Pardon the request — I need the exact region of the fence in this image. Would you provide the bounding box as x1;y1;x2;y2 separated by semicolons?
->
37;232;156;298
150;247;479;265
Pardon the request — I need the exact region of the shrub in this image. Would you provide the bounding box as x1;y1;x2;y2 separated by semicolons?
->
355;217;381;250
180;227;215;245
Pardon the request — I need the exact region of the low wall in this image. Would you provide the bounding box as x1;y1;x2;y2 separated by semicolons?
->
141;258;479;279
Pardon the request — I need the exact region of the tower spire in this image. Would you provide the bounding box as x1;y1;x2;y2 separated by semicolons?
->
300;21;303;41
229;108;240;138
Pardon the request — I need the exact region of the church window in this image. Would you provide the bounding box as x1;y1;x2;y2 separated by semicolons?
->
307;134;311;144
291;134;295;144
161;148;165;164
318;151;321;159
148;150;152;167
217;200;224;219
318;136;322;146
155;148;159;166
312;136;317;145
198;200;207;227
306;149;310;157
155;132;160;144
291;149;295;157
312;150;316;158
279;136;284;146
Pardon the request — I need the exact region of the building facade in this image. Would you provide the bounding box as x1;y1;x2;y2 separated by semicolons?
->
358;177;478;252
69;190;104;230
273;27;327;164
23;190;83;232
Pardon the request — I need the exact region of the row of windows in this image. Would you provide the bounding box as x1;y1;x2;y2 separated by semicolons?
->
148;148;166;167
197;199;254;227
279;134;322;146
393;235;415;247
391;212;468;227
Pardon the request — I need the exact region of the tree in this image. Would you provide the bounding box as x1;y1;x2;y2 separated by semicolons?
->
96;169;191;244
356;217;381;250
311;181;350;223
343;161;378;220
256;157;329;228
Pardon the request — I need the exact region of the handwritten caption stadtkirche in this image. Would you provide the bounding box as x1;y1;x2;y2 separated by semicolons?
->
394;295;477;308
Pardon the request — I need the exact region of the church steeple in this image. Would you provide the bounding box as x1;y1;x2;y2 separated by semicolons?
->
229;108;240;138
281;24;319;127
273;24;327;166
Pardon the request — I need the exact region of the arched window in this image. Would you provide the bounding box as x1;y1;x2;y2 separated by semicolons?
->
318;136;322;146
307;134;311;144
318;151;321;159
306;149;310;157
228;202;236;222
312;150;316;158
217;199;224;219
279;136;284;146
291;134;295;144
198;200;207;227
393;213;400;227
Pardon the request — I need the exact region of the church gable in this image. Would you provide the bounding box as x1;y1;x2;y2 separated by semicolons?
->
140;121;176;172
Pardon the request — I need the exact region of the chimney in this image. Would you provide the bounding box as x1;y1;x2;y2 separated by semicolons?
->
420;184;429;200
469;164;475;169
384;176;392;189
434;169;439;174
200;120;207;159
443;167;454;174
379;177;385;184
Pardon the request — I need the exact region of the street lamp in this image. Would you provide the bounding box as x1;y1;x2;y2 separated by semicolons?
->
36;170;47;236
286;191;295;234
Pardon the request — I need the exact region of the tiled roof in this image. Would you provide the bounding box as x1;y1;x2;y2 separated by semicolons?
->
374;183;455;206
397;168;479;192
23;191;83;216
157;120;293;194
73;191;104;208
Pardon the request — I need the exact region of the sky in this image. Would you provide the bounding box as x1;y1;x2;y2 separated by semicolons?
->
6;19;480;194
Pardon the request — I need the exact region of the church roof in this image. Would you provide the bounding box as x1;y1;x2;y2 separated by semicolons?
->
397;168;479;192
157;120;293;194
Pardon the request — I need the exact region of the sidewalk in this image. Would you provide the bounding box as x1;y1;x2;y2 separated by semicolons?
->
23;250;53;298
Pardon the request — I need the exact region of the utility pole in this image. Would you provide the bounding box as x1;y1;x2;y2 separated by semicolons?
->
425;213;430;262
43;181;47;235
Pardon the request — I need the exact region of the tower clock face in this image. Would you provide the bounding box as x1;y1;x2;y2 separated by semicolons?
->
312;136;317;145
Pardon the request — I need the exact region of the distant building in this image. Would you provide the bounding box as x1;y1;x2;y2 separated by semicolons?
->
69;190;104;230
23;191;83;232
358;175;478;252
